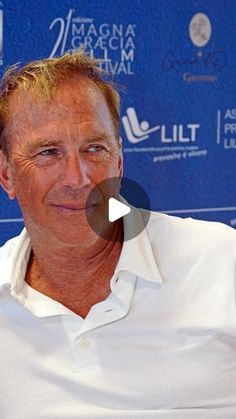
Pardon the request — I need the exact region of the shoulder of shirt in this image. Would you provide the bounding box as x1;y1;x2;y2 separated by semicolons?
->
147;210;235;233
141;210;236;255
0;231;24;266
0;230;28;290
0;233;21;252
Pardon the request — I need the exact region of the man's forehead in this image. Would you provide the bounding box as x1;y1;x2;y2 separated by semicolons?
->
4;75;115;142
4;76;111;138
7;75;103;113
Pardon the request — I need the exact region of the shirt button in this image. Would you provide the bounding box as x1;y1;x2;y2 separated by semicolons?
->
79;337;91;350
104;308;113;313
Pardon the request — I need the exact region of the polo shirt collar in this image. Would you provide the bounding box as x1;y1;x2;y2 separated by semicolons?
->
0;228;30;292
115;204;162;284
0;205;162;295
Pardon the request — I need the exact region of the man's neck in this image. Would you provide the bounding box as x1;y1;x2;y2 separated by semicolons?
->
25;222;123;318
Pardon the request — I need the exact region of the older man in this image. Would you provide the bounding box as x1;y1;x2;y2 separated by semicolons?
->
0;50;235;419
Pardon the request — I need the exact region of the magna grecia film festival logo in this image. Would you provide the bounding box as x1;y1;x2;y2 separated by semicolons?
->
49;7;136;75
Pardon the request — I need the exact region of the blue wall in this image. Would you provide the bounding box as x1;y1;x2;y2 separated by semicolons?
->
0;0;236;245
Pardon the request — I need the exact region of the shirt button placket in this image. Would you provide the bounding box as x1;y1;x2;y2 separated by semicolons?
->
73;335;99;372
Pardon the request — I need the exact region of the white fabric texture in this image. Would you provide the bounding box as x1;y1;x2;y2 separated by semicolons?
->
0;209;236;418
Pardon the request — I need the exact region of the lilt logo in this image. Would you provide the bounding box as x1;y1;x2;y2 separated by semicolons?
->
122;108;204;163
121;108;160;143
122;107;200;145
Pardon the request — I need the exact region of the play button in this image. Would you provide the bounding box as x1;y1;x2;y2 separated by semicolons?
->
85;177;151;242
108;198;131;222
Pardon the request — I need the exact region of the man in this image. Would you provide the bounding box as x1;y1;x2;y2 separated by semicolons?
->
0;50;235;418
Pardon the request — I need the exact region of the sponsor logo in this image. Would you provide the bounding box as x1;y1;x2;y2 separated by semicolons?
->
121;107;205;163
216;108;236;150
49;8;136;75
121;108;160;143
161;12;226;83
189;13;211;48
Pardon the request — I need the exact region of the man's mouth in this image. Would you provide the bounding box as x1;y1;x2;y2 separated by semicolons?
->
52;203;96;212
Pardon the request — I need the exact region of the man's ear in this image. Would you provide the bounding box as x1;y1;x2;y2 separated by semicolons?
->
0;151;16;200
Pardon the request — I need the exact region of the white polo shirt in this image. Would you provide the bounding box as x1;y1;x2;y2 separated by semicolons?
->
0;209;236;418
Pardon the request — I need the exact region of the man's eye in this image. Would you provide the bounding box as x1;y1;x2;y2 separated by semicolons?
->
38;148;59;156
86;145;105;153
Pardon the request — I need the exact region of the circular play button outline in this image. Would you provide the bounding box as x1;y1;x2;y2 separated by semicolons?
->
85;177;151;242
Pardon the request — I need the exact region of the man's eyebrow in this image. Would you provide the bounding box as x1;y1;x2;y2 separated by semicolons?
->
23;139;63;153
23;132;115;153
83;133;114;144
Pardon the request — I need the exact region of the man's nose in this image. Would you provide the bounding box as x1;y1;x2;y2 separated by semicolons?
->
62;153;91;190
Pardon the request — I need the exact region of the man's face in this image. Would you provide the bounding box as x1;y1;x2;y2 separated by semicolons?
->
1;77;123;247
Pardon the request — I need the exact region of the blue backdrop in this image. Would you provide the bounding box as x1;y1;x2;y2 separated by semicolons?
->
0;0;236;245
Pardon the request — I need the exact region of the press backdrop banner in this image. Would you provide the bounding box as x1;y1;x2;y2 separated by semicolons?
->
0;0;236;245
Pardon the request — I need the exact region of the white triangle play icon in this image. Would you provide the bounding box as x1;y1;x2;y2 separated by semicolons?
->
108;198;131;222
